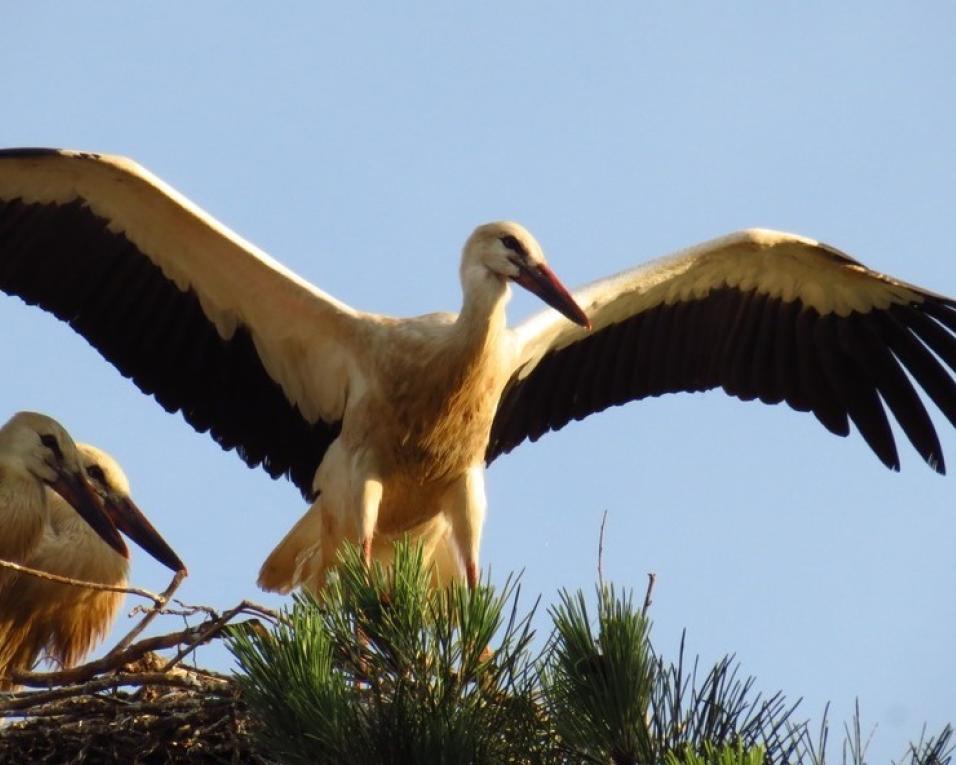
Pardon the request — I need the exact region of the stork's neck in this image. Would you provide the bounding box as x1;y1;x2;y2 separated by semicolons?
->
455;268;509;353
0;467;46;561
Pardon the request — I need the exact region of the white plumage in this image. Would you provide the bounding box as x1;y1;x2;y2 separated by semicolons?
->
0;417;184;687
0;412;126;573
2;149;955;593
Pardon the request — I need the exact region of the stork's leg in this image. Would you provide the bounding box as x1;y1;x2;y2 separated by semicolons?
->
444;467;495;670
348;467;384;677
355;476;384;572
345;448;385;572
443;465;487;590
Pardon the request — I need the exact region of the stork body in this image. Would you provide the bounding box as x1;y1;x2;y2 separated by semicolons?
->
261;319;506;588
261;222;572;588
0;442;184;687
2;149;956;593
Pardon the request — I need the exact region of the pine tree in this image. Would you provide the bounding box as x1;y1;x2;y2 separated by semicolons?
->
228;541;953;765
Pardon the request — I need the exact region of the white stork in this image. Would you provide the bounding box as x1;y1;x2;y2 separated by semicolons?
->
2;149;956;593
0;442;184;687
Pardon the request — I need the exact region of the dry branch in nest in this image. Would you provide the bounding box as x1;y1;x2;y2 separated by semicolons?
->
0;561;280;764
0;622;275;763
0;668;268;764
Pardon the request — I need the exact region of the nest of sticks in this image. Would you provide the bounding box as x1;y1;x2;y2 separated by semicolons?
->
0;562;279;764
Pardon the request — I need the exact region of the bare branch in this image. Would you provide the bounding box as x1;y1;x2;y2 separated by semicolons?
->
597;510;608;592
233;600;283;623
0;672;228;713
9;616;262;689
161;600;281;672
106;569;187;657
0;557;175;605
163;602;220;619
641;572;657;616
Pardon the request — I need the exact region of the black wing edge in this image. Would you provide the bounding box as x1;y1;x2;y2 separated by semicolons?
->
0;147;68;158
0;193;337;500
486;285;956;475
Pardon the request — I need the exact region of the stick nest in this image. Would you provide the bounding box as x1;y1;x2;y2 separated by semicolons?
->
0;665;269;764
0;564;281;764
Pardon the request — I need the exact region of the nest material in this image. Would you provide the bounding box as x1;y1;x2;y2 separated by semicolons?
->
0;670;271;765
0;564;281;765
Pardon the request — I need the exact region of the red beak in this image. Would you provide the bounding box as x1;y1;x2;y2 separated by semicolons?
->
514;262;591;329
49;472;128;559
105;495;187;573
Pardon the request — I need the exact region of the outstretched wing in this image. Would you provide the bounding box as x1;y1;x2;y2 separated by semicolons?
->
488;228;956;473
0;148;373;497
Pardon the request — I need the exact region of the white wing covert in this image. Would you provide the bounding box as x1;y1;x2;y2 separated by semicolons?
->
0;149;374;496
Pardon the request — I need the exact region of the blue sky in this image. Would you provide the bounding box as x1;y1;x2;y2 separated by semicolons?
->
1;3;954;758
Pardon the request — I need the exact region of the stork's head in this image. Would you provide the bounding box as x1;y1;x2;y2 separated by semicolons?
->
0;411;127;559
463;222;591;329
78;444;187;573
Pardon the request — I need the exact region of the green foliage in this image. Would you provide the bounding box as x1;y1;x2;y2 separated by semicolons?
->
539;587;797;765
664;742;765;765
898;724;953;765
648;636;801;764
797;701;954;765
542;586;655;764
228;540;545;765
228;542;953;765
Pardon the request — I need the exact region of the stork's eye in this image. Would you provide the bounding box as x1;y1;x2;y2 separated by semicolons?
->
500;235;524;255
87;464;106;484
40;434;63;460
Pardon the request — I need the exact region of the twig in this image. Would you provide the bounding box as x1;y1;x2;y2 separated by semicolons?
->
170;599;220;619
3;695;237;722
0;672;227;713
0;557;170;605
7;593;280;689
10;689;239;718
159;604;218;619
238;600;284;623
166;599;281;625
106;569;187;657
9;622;206;687
597;510;608;592
642;572;657;616
161;600;276;672
188;667;233;683
9;617;261;689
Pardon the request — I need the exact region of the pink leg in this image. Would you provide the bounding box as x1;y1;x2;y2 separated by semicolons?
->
446;466;487;592
354;473;382;575
362;536;373;568
465;560;479;590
